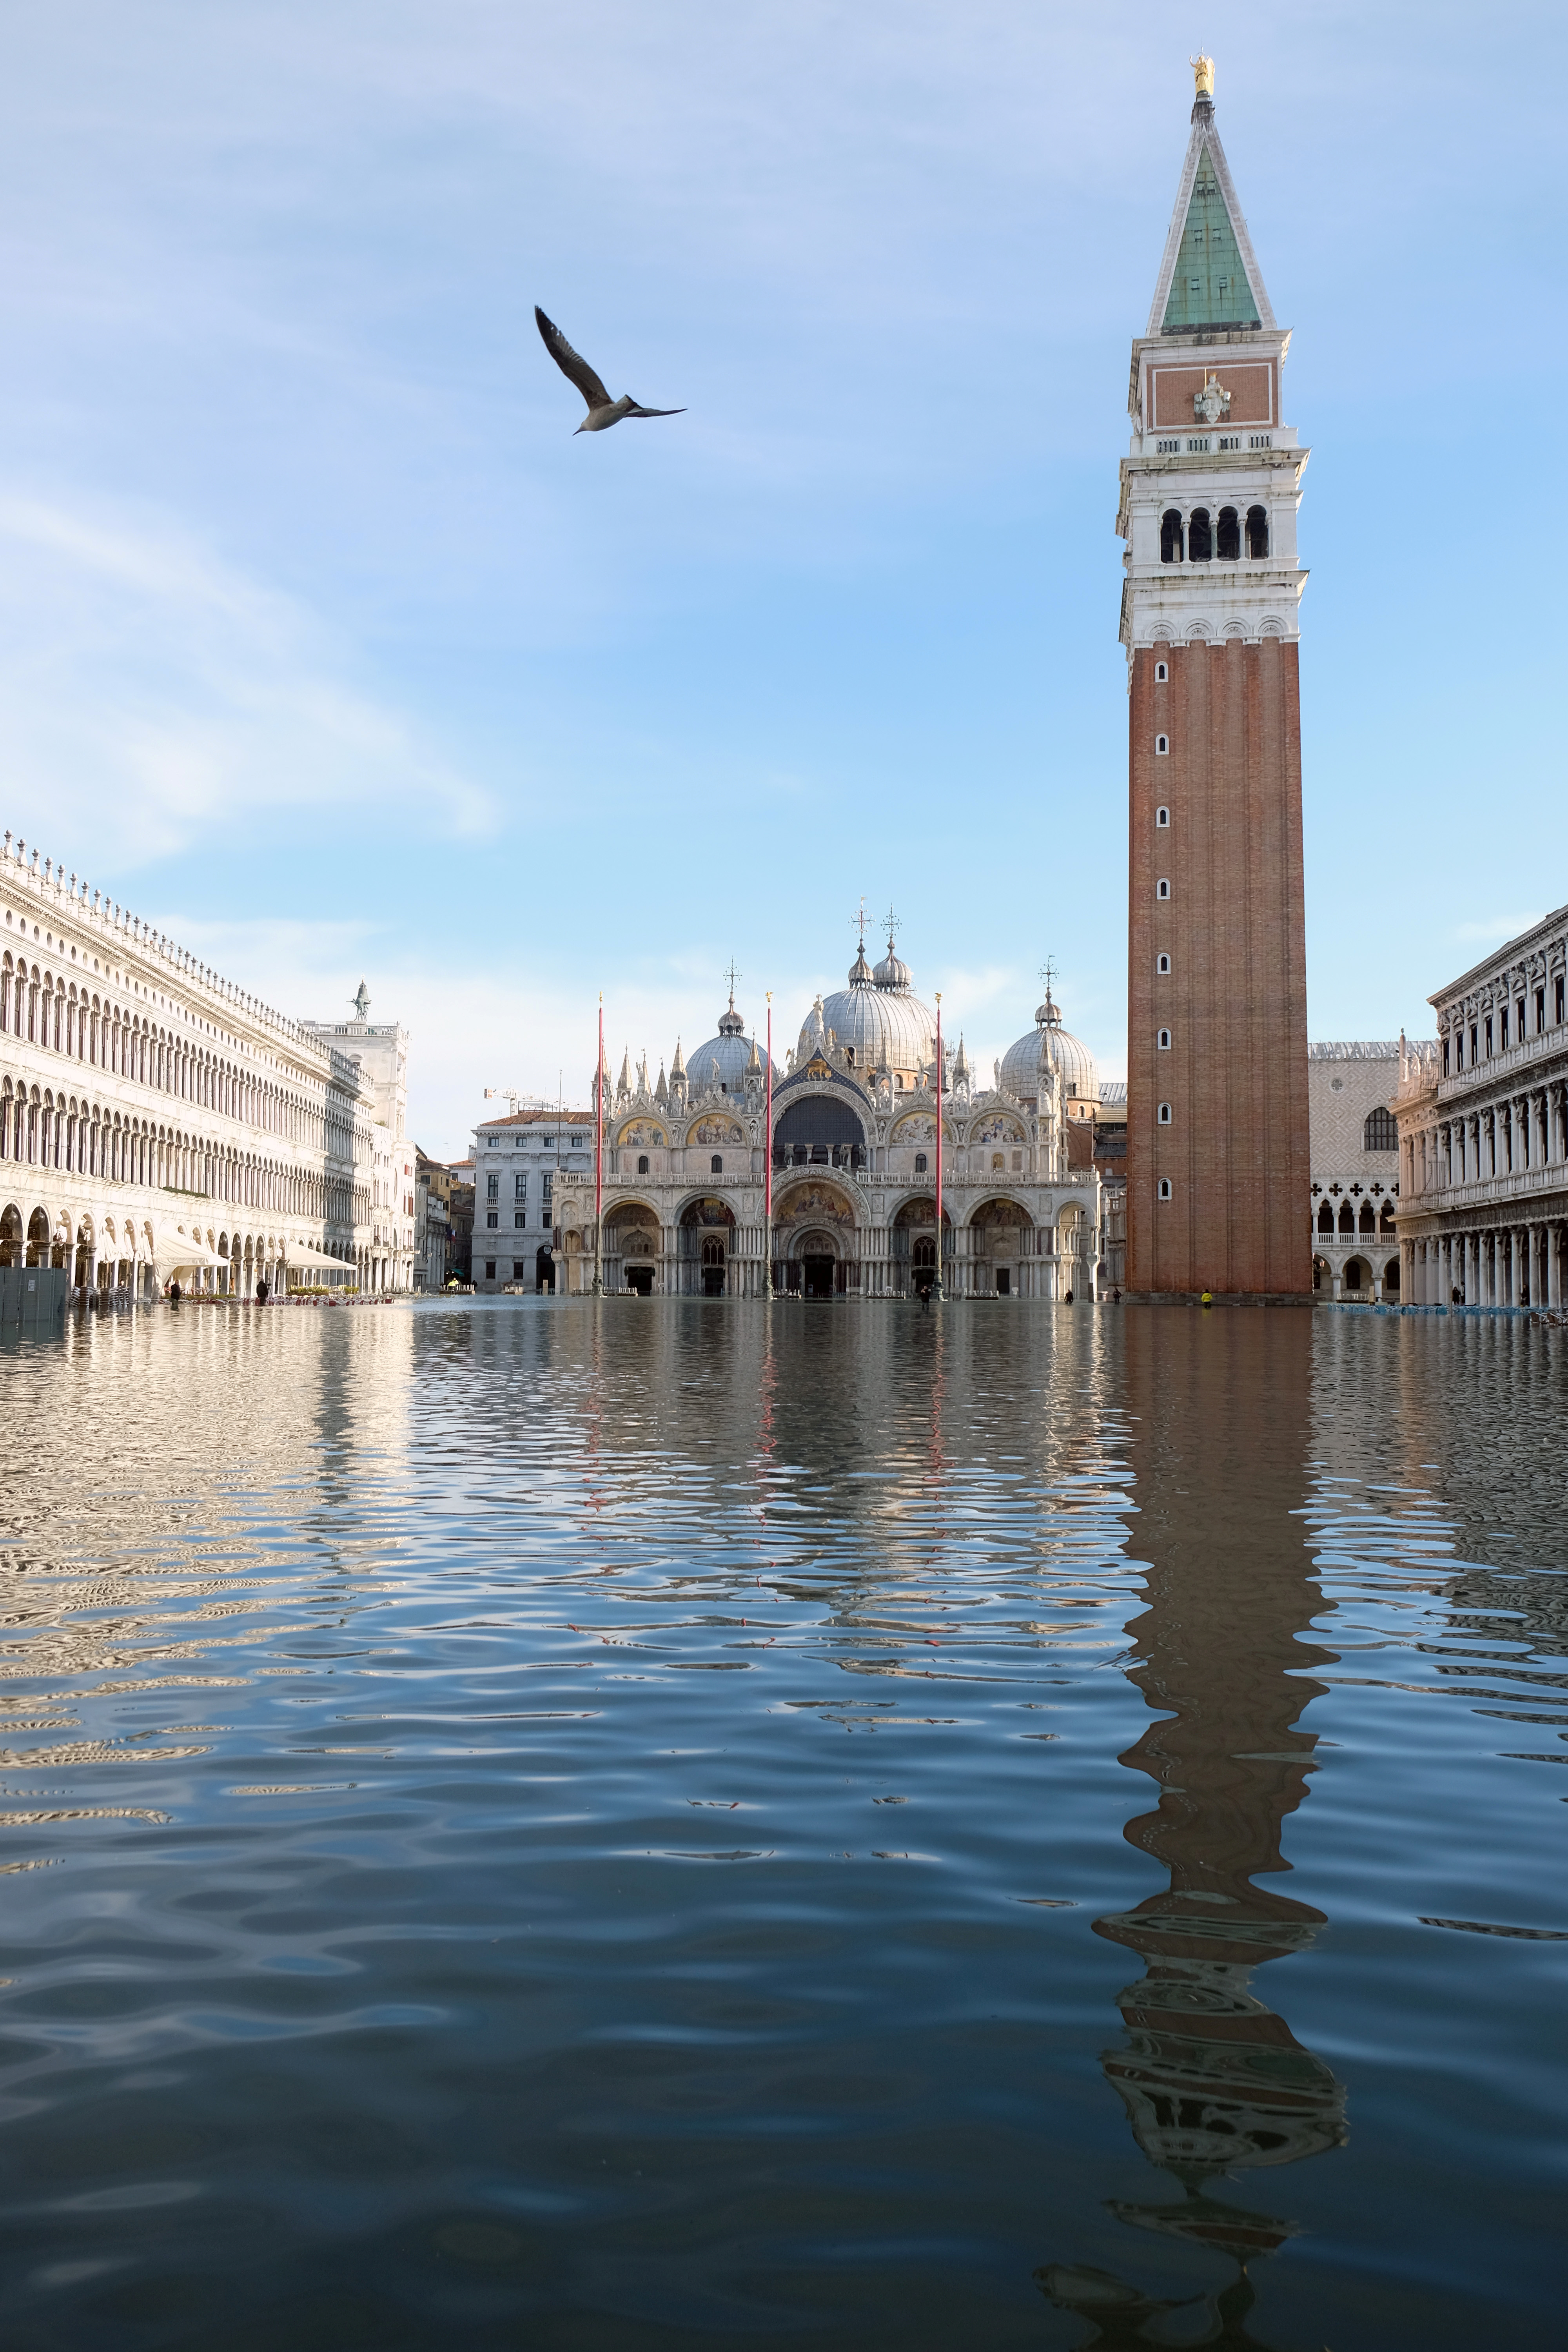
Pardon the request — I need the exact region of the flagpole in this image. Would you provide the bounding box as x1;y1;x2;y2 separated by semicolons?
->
592;994;604;1296
764;993;773;1300
933;992;944;1303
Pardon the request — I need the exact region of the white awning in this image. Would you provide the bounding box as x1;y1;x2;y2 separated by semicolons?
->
283;1243;358;1274
156;1225;226;1269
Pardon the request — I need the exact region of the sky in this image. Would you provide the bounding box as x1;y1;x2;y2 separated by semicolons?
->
2;1;1563;1158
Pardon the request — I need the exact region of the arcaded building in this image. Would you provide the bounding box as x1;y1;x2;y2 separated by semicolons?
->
1119;58;1311;1298
0;833;414;1298
1393;908;1568;1307
545;940;1103;1300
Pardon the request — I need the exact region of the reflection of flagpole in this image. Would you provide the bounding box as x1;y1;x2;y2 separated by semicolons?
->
592;995;604;1295
933;992;945;1302
764;993;774;1299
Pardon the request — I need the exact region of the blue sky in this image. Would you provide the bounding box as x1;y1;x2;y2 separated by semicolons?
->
2;2;1563;1156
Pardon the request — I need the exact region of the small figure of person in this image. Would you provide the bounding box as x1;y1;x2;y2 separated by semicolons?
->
1200;1289;1213;1308
1112;1287;1122;1305
256;1278;269;1305
169;1279;182;1305
1451;1285;1462;1306
1063;1287;1074;1305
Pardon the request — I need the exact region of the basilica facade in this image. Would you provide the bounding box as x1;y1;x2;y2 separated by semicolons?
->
548;936;1103;1301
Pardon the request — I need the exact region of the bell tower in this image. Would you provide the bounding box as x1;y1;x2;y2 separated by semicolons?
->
1118;58;1310;1299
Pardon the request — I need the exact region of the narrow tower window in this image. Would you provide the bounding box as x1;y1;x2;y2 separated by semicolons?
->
1156;953;1171;974
1157;1178;1173;1200
1217;506;1240;560
1155;806;1170;826
1246;505;1269;558
637;1154;650;1174
1160;510;1184;564
710;1154;723;1174
1187;508;1212;562
1154;660;1169;682
1157;1029;1172;1051
1158;1102;1172;1124
1155;735;1169;755
1156;878;1171;900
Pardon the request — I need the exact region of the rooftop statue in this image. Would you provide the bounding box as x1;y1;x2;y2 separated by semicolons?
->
1190;51;1214;98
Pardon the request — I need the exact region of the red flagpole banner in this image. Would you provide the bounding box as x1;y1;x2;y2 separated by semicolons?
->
934;993;944;1301
594;997;604;1293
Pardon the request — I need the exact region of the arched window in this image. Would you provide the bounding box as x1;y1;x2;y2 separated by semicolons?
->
1154;660;1169;682
1318;1201;1334;1233
1338;1202;1354;1235
1156;953;1171;974
1156;806;1170;826
1246;505;1269;558
1187;508;1212;562
1157;1029;1172;1051
1216;506;1240;560
1363;1107;1398;1151
913;1152;927;1173
1157;878;1171;900
637;1153;649;1174
1160;510;1183;564
1157;1178;1172;1200
710;1154;722;1174
1359;1202;1375;1233
1158;1102;1172;1124
1155;734;1169;755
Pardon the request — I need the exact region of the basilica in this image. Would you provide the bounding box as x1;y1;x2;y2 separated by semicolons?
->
546;932;1104;1299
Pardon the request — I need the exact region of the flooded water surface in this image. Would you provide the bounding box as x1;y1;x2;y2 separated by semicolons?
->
0;1300;1563;2348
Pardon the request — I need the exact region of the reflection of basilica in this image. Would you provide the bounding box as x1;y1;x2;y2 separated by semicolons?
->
552;929;1102;1299
1041;1312;1346;2346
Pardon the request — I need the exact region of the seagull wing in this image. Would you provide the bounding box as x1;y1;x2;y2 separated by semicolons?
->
534;308;612;409
624;403;686;418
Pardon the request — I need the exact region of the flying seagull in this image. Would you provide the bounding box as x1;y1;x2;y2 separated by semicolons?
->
534;307;685;434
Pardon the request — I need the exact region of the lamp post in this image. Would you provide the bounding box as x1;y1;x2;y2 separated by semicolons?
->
764;992;774;1300
592;994;604;1296
933;992;944;1303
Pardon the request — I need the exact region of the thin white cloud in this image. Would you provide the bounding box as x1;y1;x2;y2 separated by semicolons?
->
0;492;496;871
1454;915;1544;943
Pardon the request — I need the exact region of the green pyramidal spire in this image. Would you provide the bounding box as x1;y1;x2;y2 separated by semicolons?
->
1161;140;1261;331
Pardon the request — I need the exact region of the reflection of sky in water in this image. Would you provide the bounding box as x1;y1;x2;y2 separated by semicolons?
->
0;1302;1561;2349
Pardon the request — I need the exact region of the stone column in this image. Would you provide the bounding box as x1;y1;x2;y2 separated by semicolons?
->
1548;1223;1563;1310
1399;1239;1413;1302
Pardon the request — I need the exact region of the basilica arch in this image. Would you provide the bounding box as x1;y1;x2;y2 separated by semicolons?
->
605;1197;662;1295
772;1173;861;1295
890;1194;951;1298
962;1194;1035;1297
679;1194;737;1297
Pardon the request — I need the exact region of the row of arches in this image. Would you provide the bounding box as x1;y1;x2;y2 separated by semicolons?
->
1312;1253;1400;1300
1160;505;1269;563
0;1197;287;1294
0;1077;363;1228
1;949;316;1145
566;1184;1096;1301
1316;1198;1397;1238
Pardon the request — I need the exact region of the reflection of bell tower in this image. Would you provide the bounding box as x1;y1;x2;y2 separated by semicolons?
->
1120;56;1310;1299
1041;1310;1345;2344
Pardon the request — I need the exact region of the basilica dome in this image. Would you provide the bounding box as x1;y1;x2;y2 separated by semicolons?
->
807;939;936;1082
681;996;777;1096
999;994;1099;1109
